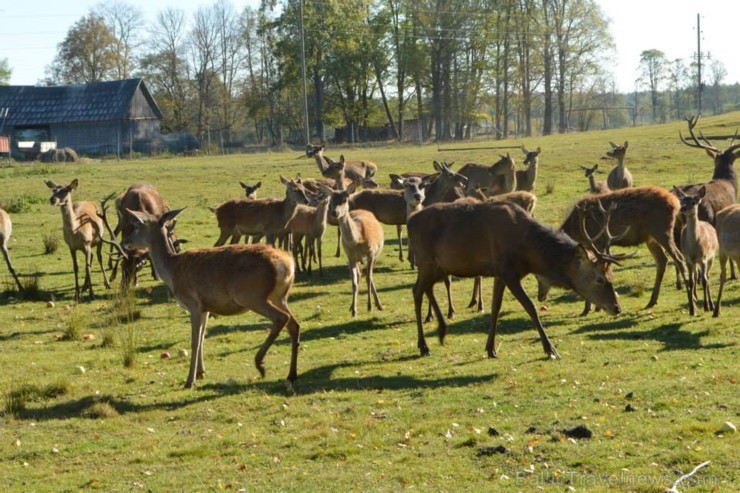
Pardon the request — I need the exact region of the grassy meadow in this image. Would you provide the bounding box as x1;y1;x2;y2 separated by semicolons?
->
0;113;738;492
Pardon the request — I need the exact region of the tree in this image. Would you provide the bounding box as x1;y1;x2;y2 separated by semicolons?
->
709;59;727;115
97;0;143;79
0;58;10;85
638;49;667;122
51;13;118;84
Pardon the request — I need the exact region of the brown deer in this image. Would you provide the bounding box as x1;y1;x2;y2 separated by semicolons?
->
307;144;378;186
0;208;23;292
674;186;718;315
212;176;310;247
408;200;622;359
388;160;456;190
285;188;331;276
673;115;739;289
605;141;632;190
45;179;112;302
713;204;740;317
390;174;429;269
323;185;384;317
539;186;687;311
239;181;262;199
516;146;541;191
580;164;610;194
122;208;300;388
457;153;517;196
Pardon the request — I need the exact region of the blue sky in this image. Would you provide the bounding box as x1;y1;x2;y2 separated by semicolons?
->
1;0;738;92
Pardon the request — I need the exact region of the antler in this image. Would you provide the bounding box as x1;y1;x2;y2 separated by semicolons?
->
98;193;128;260
679;114;720;153
576;201;630;265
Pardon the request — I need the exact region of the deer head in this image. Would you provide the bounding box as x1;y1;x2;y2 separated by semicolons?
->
45;179;78;206
239;181;262;199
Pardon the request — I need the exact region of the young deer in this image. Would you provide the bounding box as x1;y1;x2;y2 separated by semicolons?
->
46;179;112;302
408;200;622;359
323;185;384;317
240;180;262;199
713;204;740;317
0;208;23;292
516;146;541;192
539;186;687;311
122;208;300;388
606;141;632;190
674;186;718;315
212;176;310;247
286;189;331;276
580;164;610;194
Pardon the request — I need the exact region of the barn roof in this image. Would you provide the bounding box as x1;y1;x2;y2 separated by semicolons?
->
0;79;163;126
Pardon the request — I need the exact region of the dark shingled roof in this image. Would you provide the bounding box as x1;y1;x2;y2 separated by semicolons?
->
0;78;163;126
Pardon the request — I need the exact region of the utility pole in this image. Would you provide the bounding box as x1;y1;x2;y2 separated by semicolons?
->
300;0;310;146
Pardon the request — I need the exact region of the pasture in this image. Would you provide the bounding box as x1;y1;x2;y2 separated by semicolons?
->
1;113;738;492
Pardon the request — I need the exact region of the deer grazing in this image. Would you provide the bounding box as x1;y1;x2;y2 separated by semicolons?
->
122;208;300;388
285;188;331;276
673;115;739;288
516;146;541;191
407;200;622;359
713;204;740;317
605;141;632;190
539;186;687;311
322;185;384;317
674;186;718;315
580;164;610;194
0;208;23;292
45;179;113;302
307;144;378;187
212;176;310;247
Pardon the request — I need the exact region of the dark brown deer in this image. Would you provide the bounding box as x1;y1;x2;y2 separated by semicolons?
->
516;146;541;191
674;186;718;315
673;115;739;288
408;200;622;359
539;186;687;311
580;164;610;194
713;204;740;317
606;141;632;190
0;208;23;292
122;208;300;388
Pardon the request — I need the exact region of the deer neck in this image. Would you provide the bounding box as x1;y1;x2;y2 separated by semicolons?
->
614;158;626;182
713;160;737;189
406;202;423;219
314;200;330;229
337;211;362;245
424;177;453;205
525;162;537;186
146;226;179;289
60;198;80;234
280;193;301;225
684;211;699;240
588;175;597;193
502;169;516;193
314;153;329;175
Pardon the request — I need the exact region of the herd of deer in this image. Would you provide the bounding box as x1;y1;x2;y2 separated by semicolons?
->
1;115;739;389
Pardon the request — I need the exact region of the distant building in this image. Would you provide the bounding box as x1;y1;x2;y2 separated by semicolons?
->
0;79;185;159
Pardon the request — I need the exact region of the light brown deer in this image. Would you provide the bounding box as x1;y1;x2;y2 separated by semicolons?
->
457;153;517;195
239;180;262;199
122;208;300;388
323;185;384;317
0;208;23;292
580;164;610;194
516;146;541;191
307;144;378;186
45;179;112;302
212;176;310;247
538;186;687;311
388;160;456;190
285;188;331;276
713;204;740;317
390;174;428;269
605;141;632;190
408;200;622;358
674;186;718;315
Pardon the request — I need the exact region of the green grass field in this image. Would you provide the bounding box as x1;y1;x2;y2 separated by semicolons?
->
1;114;738;492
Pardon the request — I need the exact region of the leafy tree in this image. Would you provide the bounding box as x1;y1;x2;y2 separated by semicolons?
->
0;58;10;85
51;13;118;84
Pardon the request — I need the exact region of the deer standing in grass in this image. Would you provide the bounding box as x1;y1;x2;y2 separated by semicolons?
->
286;188;331;276
307;144;378;186
606;141;632;190
408;200;622;359
713;204;740;317
516;146;541;192
674;186;718;315
390;174;429;269
322;185;384;317
212;176;310;247
46;179;112;302
673;115;739;289
122;208;300;388
457;153;517;196
580;164;610;194
0;208;23;292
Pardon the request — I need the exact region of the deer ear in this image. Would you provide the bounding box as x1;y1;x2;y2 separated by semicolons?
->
433;160;442;172
160;208;185;228
126;208;148;224
239;181;248;189
69;179;79;190
697;186;706;199
44;180;57;189
346;183;357;194
255;181;262;189
389;174;404;187
623;141;629;149
673;186;686;198
279;175;290;185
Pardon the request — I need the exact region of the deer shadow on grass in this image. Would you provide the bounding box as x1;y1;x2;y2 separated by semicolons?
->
576;321;735;352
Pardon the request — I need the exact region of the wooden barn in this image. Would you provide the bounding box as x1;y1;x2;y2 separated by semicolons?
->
0;78;164;159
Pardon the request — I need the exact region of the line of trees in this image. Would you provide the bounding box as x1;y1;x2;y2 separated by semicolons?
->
33;0;740;147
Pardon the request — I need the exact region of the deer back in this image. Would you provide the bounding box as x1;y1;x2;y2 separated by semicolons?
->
117;184;169;239
458;163;496;193
715;204;740;260
348;189;407;225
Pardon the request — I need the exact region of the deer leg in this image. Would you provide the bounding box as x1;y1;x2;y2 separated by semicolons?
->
317;237;324;277
84;245;95;300
368;256;383;311
96;241;111;289
1;243;23;292
70;248;81;303
185;310;207;388
712;254;728;317
467;277;480;308
686;263;697;316
414;269;445;354
413;277;430;356
335;227;341;257
214;229;231;247
504;276;559;359
396;224;404;261
645;240;669;309
703;260;714;312
579;301;593;317
196;312;210;380
444;275;455;319
485;278;506;358
349;261;359;317
730;259;737;281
